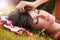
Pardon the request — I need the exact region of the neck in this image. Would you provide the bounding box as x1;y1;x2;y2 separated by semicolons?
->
47;22;60;33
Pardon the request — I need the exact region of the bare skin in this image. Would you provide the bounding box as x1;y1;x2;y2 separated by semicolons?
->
16;0;60;23
28;10;60;39
16;0;48;12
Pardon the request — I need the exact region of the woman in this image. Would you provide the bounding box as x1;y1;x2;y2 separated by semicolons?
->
16;0;60;23
7;9;60;40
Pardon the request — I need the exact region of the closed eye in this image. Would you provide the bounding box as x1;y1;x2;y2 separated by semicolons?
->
34;15;46;19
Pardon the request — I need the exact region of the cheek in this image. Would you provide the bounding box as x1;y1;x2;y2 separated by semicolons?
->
38;18;47;26
38;18;53;27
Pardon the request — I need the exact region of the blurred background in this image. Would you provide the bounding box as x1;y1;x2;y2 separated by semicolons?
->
0;0;55;16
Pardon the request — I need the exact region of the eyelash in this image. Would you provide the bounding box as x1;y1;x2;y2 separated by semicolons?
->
33;18;38;24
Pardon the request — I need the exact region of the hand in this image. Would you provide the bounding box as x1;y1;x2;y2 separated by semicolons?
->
16;1;35;12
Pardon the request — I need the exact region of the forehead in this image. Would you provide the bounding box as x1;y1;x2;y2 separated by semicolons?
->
28;9;40;24
29;9;40;19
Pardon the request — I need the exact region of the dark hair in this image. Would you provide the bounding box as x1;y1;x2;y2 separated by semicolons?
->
8;11;32;30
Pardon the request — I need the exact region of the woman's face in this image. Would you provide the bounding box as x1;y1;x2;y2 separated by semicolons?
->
29;10;55;30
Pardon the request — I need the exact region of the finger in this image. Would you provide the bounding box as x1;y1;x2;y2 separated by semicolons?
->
15;8;19;11
20;7;25;12
21;7;25;12
16;6;24;12
16;6;20;11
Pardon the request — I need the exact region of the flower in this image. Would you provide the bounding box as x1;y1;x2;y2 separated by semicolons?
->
26;30;33;36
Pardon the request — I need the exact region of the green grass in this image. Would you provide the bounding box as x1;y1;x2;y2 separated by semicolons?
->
0;25;54;40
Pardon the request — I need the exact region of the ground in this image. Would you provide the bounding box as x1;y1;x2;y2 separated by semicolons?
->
0;25;54;40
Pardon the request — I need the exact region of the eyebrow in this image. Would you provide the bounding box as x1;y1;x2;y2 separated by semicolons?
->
37;10;40;14
34;9;40;14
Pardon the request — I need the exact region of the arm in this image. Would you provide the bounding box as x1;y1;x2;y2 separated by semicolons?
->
16;0;48;12
33;0;49;8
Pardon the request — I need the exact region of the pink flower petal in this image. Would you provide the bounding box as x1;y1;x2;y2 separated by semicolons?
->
26;30;33;36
